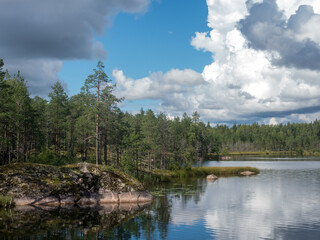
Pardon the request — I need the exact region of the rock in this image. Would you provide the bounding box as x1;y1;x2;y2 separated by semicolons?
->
34;196;60;205
60;195;76;205
240;171;256;176
14;196;60;206
206;174;218;181
0;163;153;206
14;197;36;206
77;196;99;205
137;191;154;202
119;192;138;203
78;162;89;173
99;191;119;203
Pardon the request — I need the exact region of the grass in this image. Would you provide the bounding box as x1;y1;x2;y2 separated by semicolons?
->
152;166;260;181
224;150;320;156
228;151;294;156
0;194;13;208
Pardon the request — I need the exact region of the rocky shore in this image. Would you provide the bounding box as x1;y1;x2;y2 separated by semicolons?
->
0;162;153;206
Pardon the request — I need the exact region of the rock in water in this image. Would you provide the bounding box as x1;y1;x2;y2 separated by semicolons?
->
206;174;218;181
0;163;153;206
240;171;256;176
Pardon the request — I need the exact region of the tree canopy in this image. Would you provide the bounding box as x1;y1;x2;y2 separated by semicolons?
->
1;59;320;176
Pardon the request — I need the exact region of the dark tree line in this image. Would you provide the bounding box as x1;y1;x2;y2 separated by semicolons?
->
1;59;320;173
215;122;320;154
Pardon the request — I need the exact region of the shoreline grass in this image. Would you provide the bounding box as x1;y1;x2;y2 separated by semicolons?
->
0;194;14;209
222;150;320;156
151;166;260;181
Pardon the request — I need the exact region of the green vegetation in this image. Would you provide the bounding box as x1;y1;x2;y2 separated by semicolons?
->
1;58;320;179
152;166;259;181
0;194;13;208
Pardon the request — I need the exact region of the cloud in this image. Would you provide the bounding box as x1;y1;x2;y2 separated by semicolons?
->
269;117;278;125
238;0;320;70
113;0;320;124
0;0;151;96
188;0;320;123
113;68;205;112
4;58;63;97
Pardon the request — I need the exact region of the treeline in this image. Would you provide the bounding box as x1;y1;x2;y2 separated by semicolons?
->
0;60;220;173
215;122;320;154
1;59;320;172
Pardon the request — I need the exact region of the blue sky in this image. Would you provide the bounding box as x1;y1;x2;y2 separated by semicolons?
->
59;0;212;113
2;0;320;124
58;0;211;94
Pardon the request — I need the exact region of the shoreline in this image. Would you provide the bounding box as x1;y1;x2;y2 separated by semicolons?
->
150;166;260;182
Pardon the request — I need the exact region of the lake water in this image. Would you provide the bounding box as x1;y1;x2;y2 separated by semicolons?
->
1;157;320;239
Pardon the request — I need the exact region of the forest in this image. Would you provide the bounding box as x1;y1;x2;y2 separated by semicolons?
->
1;59;320;176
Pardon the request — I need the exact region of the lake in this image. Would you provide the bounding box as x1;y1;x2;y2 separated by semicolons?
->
1;157;320;239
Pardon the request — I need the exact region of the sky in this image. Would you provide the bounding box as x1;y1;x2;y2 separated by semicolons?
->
2;0;320;125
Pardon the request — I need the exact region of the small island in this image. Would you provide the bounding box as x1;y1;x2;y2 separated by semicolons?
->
0;162;153;207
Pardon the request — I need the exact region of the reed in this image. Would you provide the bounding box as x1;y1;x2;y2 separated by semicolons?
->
153;166;260;180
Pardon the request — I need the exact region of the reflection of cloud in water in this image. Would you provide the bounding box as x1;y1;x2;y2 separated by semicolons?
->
203;170;320;240
169;169;320;239
171;201;206;226
170;180;215;226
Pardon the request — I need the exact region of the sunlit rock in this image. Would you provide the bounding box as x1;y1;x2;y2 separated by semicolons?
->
240;171;256;176
206;174;218;181
0;163;153;206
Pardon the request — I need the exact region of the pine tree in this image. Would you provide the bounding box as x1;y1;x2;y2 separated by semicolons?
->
48;81;69;156
85;61;110;165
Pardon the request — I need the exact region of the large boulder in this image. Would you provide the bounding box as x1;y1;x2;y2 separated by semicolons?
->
0;162;153;206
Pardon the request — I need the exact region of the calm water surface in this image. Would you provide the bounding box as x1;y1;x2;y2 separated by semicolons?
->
1;157;320;239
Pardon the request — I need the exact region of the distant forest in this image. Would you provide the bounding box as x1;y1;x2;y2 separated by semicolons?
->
1;59;320;173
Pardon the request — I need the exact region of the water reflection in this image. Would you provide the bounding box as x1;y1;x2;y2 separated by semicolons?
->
202;169;320;239
1;161;320;239
0;203;151;239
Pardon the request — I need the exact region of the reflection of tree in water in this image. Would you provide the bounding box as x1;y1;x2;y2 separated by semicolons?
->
112;178;209;239
181;178;208;206
0;203;150;239
105;197;171;239
151;178;208;206
0;179;208;239
155;196;171;239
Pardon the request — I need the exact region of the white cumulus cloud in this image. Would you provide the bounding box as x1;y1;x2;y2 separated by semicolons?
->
115;0;320;124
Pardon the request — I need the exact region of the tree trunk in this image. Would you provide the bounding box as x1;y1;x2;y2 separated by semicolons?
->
55;126;58;155
16;132;20;162
104;135;108;165
84;133;88;162
96;85;100;165
116;146;120;167
148;151;151;171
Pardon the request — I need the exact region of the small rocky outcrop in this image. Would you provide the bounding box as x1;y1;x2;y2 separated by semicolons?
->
0;162;153;206
206;174;218;181
240;171;257;176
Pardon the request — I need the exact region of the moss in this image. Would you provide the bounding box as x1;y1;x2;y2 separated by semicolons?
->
43;176;62;185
